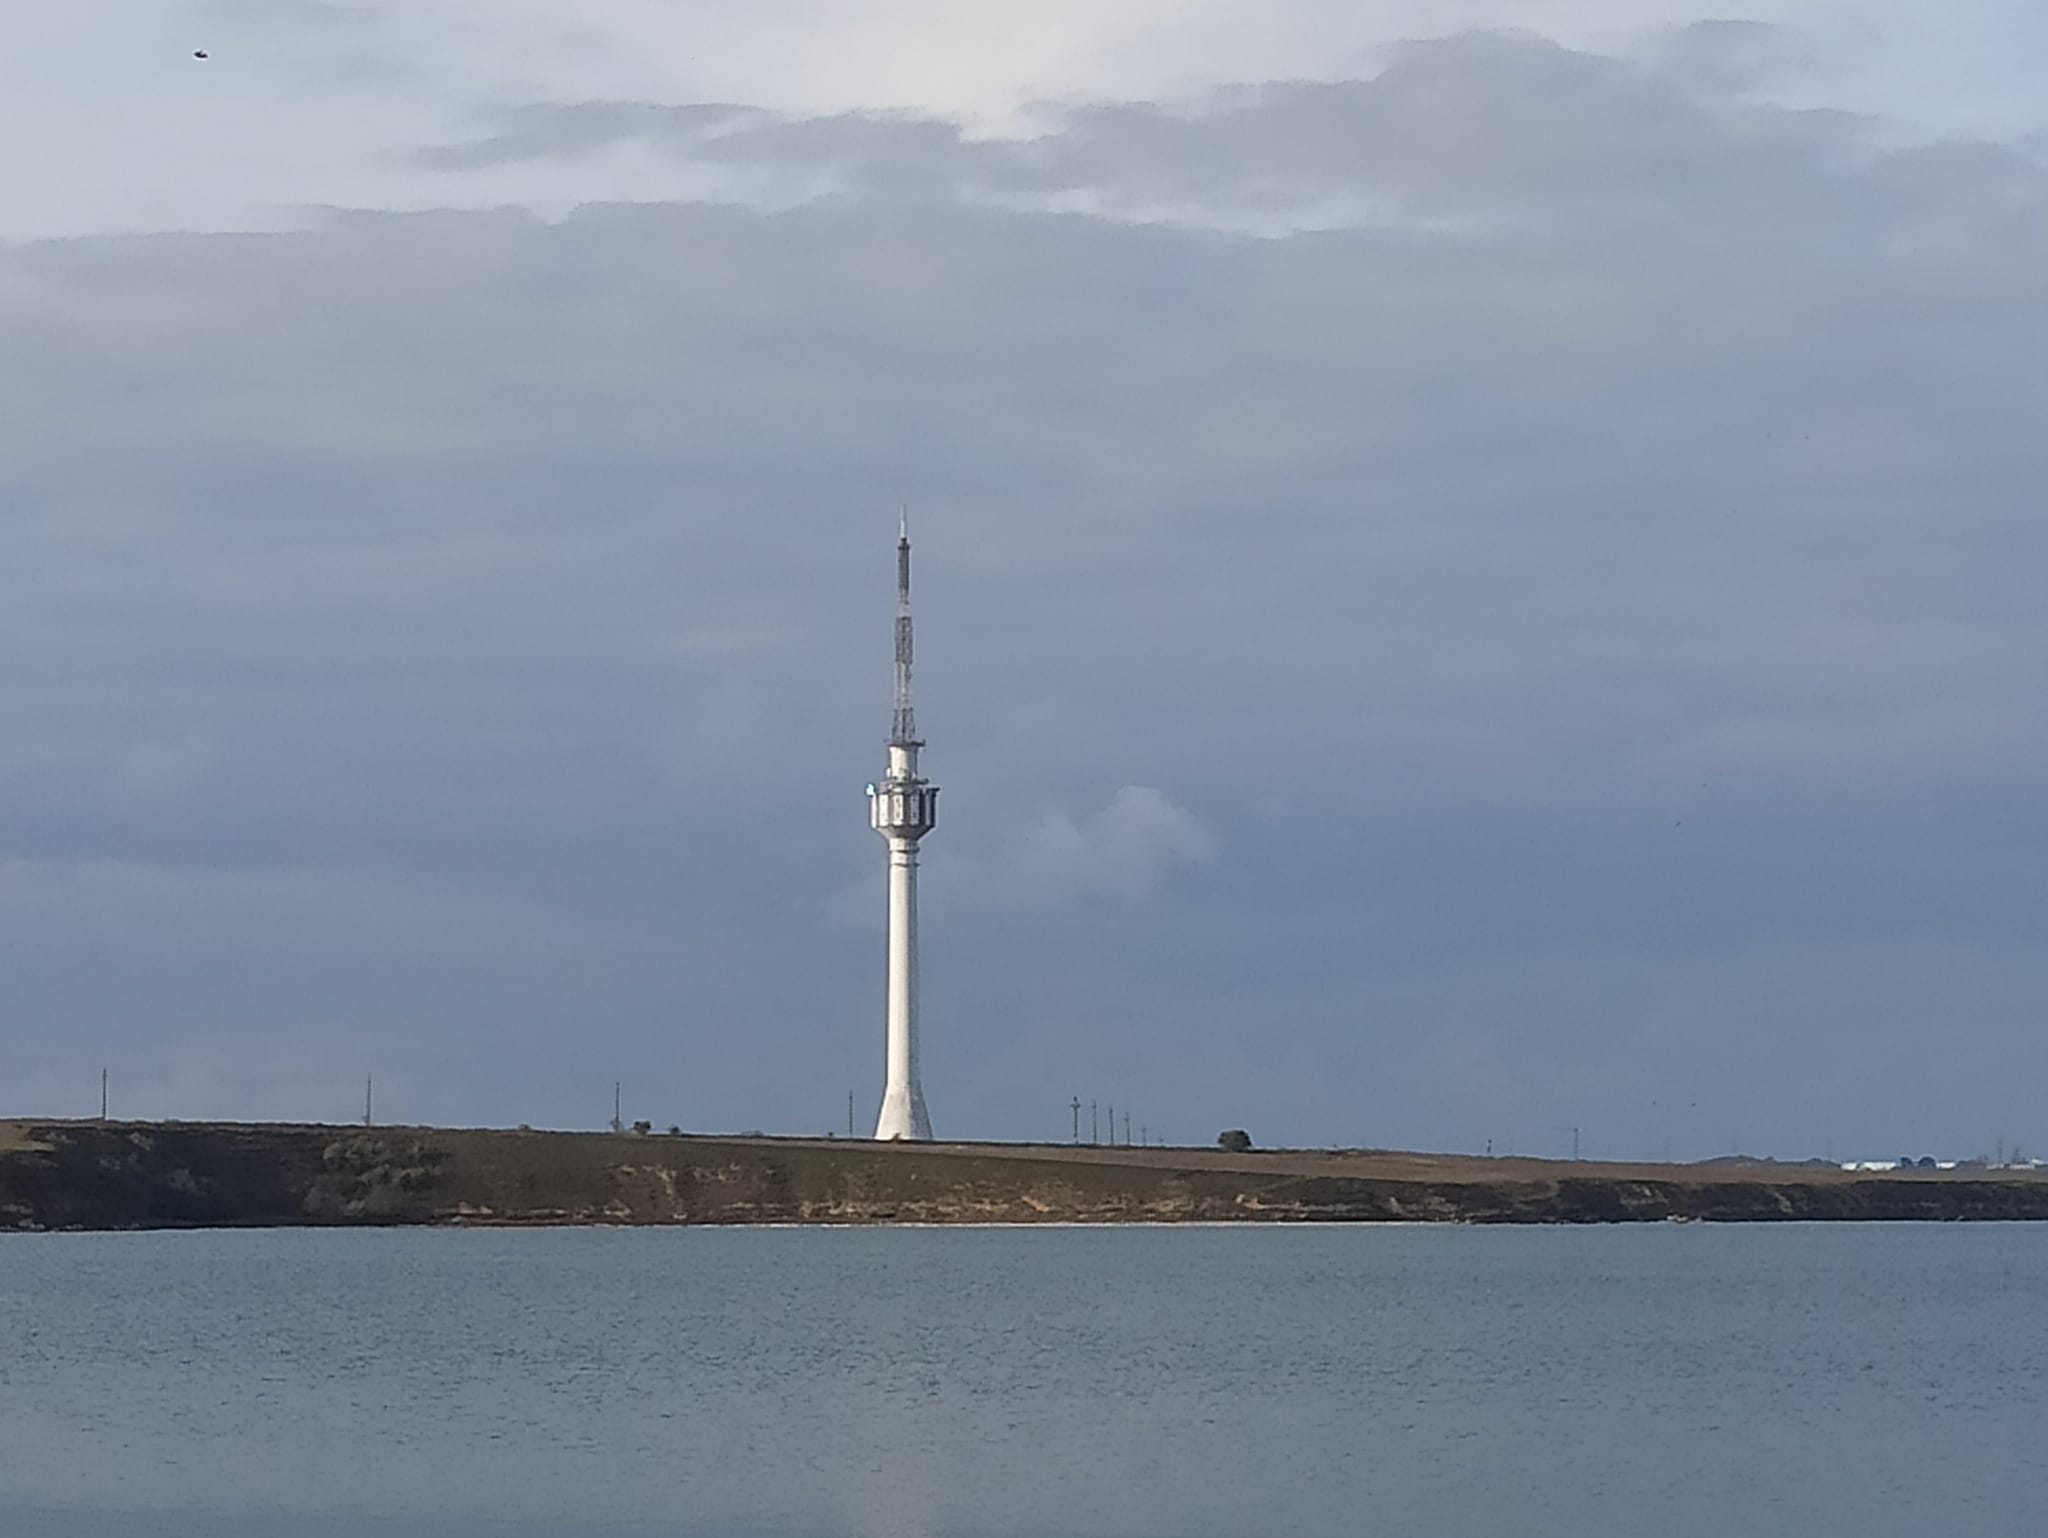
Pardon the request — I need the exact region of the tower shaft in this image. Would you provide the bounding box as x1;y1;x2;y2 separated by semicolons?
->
875;836;932;1140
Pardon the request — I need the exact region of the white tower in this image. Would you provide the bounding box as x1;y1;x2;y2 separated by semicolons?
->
869;509;938;1140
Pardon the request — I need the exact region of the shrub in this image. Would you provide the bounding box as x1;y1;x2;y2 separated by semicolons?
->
1218;1129;1254;1153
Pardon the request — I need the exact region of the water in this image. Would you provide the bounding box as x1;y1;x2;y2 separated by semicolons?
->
1;1224;2042;1538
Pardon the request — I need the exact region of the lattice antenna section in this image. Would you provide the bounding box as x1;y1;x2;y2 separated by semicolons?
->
890;505;920;746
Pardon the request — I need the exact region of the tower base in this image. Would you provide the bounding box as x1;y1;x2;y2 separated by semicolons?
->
874;1082;933;1141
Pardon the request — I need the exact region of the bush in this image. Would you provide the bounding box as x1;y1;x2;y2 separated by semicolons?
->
1218;1129;1254;1153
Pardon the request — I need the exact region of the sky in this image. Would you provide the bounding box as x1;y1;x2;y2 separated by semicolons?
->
2;2;2044;1160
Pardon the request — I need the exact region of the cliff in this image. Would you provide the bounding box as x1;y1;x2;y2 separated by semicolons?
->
4;1120;2045;1231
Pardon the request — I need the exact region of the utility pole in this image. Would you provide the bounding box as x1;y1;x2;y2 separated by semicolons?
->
611;1081;623;1135
1071;1096;1081;1143
849;1091;857;1138
1107;1103;1115;1146
1553;1124;1580;1160
1140;1122;1147;1147
364;1077;374;1128
1091;1100;1099;1145
100;1068;108;1123
1124;1111;1131;1146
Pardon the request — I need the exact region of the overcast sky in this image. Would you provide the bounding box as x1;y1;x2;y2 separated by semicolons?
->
3;2;2043;1160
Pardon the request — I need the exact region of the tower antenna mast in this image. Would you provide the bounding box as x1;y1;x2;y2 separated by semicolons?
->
891;505;918;747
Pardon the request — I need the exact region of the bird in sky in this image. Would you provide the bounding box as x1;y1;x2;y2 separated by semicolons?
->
193;50;209;60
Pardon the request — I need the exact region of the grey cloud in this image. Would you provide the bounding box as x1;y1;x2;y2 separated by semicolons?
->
414;32;1880;230
1010;787;1216;901
1645;20;1824;95
4;29;2046;1155
415;103;774;171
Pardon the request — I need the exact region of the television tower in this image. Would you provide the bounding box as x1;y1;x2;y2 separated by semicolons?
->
869;508;938;1140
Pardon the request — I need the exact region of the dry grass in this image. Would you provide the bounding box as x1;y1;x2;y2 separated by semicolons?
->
754;1136;2045;1185
0;1121;54;1155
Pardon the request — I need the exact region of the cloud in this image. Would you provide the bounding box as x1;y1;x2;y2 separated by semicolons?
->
107;733;221;804
1011;787;1215;900
413;103;772;171
408;38;1879;236
1647;19;1821;94
3;30;2046;1153
11;5;2048;242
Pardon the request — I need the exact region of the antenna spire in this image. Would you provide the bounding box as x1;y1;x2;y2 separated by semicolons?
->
891;505;918;745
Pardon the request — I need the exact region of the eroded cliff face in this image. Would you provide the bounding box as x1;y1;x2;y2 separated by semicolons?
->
5;1121;2047;1231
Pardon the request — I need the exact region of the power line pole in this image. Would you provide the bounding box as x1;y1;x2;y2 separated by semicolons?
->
100;1068;108;1123
1123;1111;1131;1146
1107;1103;1115;1146
1071;1096;1081;1143
364;1077;374;1128
1090;1100;1099;1145
849;1091;857;1138
611;1081;623;1135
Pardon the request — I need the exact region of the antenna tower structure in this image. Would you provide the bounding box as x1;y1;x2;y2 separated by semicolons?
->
868;508;938;1140
891;509;918;746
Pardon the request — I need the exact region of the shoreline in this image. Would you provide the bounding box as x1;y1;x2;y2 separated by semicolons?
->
6;1118;2046;1232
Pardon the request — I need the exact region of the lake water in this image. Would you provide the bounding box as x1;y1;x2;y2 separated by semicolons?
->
1;1224;2043;1537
